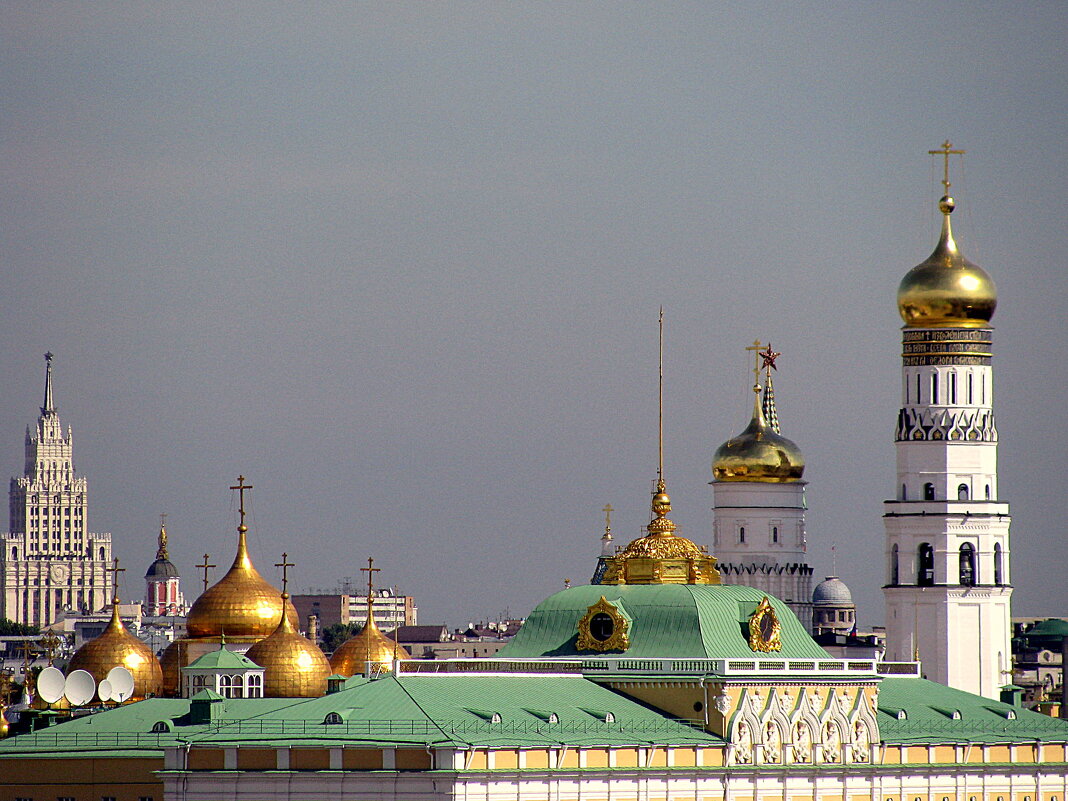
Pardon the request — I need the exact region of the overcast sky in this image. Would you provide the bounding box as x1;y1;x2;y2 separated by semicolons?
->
2;4;1066;629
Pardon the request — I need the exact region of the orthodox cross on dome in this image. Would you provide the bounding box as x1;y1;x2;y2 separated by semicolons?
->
38;629;61;666
109;557;126;606
197;553;216;592
229;475;253;529
928;139;966;196
275;552;294;596
602;503;613;535
745;340;765;393
361;557;381;613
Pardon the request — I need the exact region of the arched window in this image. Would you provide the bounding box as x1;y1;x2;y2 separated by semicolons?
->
219;674;237;698
994;543;1003;585
957;484;969;501
248;673;263;698
739;526;746;544
959;543;976;586
985;484;991;500
99;547;106;559
923;483;935;501
771;526;778;543
11;547;16;559
901;484;907;500
891;544;899;585
918;543;935;586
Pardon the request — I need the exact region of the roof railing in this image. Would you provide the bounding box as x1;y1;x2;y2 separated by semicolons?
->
398;657;888;677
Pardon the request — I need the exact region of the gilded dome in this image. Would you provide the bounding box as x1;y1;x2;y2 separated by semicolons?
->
68;605;163;700
329;614;410;677
158;639;187;696
898;197;996;328
245;595;331;698
185;526;298;639
713;397;804;483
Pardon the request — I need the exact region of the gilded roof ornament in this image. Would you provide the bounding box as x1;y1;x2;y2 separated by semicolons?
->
156;514;169;561
68;558;163;700
329;557;411;677
600;310;720;585
185;477;298;639
712;343;804;483
897;141;996;328
245;554;331;698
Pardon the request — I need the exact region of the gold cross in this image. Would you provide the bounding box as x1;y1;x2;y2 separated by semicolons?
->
745;340;765;391
361;557;381;614
229;475;253;529
38;629;61;666
928;139;966;195
159;512;167;528
109;557;125;605
275;552;294;595
196;553;216;592
602;503;613;533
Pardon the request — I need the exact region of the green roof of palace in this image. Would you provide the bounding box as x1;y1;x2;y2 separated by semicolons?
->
0;676;720;755
184;647;261;671
500;584;830;660
877;678;1068;744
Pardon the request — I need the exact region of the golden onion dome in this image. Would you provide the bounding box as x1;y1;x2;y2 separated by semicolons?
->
713;391;804;483
329;613;410;678
186;525;298;639
67;605;163;701
245;594;331;698
898;196;996;328
158;639;187;697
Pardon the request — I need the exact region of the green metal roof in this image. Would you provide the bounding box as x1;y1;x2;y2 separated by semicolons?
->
184;647;260;671
500;584;829;660
180;675;723;748
877;677;1068;744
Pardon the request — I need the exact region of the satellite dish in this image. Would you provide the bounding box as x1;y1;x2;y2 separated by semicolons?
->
107;666;135;703
37;666;65;704
97;679;114;703
64;669;96;706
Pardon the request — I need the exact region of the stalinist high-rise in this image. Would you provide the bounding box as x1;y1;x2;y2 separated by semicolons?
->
883;145;1011;699
1;354;113;628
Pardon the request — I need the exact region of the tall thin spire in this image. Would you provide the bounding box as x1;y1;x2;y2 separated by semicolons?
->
657;308;664;491
41;352;56;417
759;344;782;434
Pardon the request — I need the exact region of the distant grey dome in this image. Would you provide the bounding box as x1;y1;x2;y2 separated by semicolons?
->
812;576;852;604
145;558;179;579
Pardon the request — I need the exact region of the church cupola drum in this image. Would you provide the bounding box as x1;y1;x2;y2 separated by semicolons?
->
883;143;1011;700
1;354;113;628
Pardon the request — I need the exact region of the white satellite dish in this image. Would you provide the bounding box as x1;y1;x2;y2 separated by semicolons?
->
97;679;114;703
107;666;135;703
36;666;65;705
64;669;96;706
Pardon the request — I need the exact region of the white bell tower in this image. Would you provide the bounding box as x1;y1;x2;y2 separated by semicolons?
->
883;143;1012;699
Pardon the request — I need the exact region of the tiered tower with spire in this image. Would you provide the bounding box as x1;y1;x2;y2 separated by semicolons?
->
883;143;1011;699
1;354;113;627
144;516;184;617
710;344;813;627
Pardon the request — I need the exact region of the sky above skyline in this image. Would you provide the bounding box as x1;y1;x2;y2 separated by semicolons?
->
2;4;1066;628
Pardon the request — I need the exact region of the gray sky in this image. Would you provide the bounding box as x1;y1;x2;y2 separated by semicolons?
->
2;4;1066;628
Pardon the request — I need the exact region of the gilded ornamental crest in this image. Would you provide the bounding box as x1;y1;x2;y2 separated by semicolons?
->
747;596;782;653
576;596;630;652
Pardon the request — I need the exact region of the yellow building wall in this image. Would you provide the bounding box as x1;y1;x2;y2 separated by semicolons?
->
291;748;331;770
343;748;383;770
494;749;519;770
525;749;551;769
396;749;432;770
585;748;610;768
237;748;277;770
188;749;225;770
615;747;640;767
0;756;162;799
